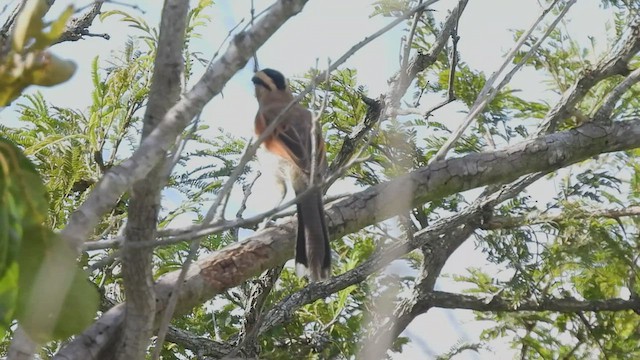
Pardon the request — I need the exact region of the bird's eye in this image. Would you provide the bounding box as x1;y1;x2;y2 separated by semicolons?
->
252;76;272;91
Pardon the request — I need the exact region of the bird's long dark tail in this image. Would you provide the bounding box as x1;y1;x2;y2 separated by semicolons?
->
295;188;331;281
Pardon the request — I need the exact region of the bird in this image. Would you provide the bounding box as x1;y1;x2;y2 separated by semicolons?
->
252;68;331;282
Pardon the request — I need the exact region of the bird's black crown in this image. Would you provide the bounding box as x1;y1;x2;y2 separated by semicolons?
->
256;68;287;90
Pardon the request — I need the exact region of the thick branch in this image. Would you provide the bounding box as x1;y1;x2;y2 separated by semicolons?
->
59;0;310;252
117;0;188;358
53;2;108;44
481;205;640;230
593;66;640;123
56;119;640;358
53;1;311;358
416;291;640;314
540;16;640;133
165;326;231;358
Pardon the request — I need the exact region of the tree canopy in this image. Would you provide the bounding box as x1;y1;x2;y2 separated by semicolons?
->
1;0;640;359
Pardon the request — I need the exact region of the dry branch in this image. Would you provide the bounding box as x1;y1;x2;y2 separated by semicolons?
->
118;0;188;358
55;118;640;358
481;205;640;230
539;16;640;133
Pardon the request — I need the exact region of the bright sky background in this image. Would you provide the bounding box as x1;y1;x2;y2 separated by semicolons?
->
2;0;616;358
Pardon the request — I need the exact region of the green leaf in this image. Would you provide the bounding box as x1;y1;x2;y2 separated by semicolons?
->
12;0;48;51
16;226;99;342
44;5;74;42
0;263;18;335
0;137;98;341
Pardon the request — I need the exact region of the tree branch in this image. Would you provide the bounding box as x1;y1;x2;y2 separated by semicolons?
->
416;291;640;314
117;0;188;357
593;66;640;123
431;0;575;163
165;326;232;358
56;118;640;358
481;205;640;230
53;1;109;44
54;1;313;358
539;16;640;133
366;174;545;348
387;0;468;109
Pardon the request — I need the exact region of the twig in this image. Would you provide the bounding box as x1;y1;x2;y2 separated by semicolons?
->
212;18;245;61
250;0;259;71
576;312;610;360
401;0;424;71
327;94;383;177
430;0;575;163
235;171;262;221
75;0;145;14
593;66;640;122
422;13;460;119
224;266;284;358
85;171;334;251
310;60;331;186
387;0;468;109
54;1;108;44
202;0;442;225
162;112;201;182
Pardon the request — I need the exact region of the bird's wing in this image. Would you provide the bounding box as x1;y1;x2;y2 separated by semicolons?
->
261;103;321;174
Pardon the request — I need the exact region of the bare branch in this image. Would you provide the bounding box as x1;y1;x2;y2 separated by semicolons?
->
593;66;640;123
481;205;640;230
430;0;576;163
388;0;468;109
422;14;460;119
55;118;640;358
53;2;109;44
539;16;640;133
415;291;640;314
117;0;188;358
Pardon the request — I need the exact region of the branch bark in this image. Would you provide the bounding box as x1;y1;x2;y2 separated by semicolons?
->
56;118;640;358
481;205;640;230
117;0;188;358
52;1;312;359
416;291;640;313
539;16;640;133
387;0;468;109
53;2;108;44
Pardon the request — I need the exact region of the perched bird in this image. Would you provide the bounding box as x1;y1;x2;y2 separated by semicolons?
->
252;68;331;281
